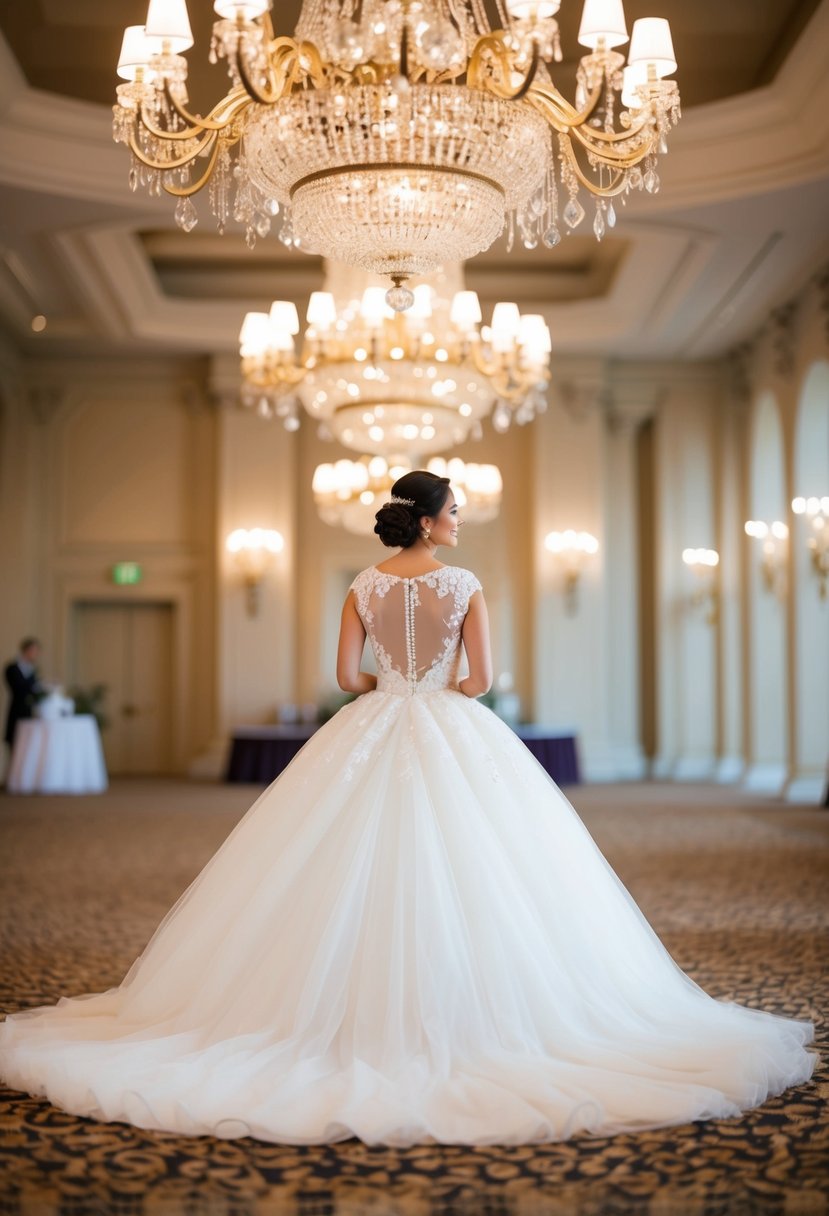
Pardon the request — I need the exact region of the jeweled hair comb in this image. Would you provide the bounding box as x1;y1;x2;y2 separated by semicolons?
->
389;496;416;507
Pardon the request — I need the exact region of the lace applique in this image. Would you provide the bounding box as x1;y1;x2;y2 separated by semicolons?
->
341;698;400;782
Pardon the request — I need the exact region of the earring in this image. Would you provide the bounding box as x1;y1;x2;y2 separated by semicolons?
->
422;528;431;541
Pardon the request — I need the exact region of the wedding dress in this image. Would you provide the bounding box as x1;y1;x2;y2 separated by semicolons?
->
0;565;815;1146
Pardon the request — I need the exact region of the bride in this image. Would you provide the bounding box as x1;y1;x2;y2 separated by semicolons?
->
0;470;815;1146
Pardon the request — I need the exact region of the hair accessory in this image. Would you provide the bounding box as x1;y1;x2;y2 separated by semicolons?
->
389;496;416;507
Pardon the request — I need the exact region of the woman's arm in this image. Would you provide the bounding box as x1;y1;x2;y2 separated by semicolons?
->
459;591;493;698
336;592;377;694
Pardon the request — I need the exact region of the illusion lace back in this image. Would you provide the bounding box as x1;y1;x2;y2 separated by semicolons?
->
350;565;480;695
0;564;815;1146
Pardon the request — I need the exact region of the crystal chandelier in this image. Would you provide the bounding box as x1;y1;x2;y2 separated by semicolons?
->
313;455;503;534
114;0;680;307
239;263;552;451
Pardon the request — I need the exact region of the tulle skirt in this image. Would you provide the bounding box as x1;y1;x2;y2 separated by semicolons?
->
0;689;816;1145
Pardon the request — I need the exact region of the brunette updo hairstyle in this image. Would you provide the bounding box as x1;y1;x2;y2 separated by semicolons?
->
374;470;451;549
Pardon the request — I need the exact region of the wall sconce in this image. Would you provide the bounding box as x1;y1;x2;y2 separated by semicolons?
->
744;519;788;595
792;496;829;600
544;530;599;615
681;548;719;625
226;528;285;617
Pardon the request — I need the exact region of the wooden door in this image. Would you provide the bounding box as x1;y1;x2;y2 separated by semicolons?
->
72;602;174;774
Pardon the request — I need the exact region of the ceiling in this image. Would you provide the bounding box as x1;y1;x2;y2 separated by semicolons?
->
0;0;820;111
0;0;828;366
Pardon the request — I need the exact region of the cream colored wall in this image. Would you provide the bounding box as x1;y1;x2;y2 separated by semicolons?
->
0;353;217;774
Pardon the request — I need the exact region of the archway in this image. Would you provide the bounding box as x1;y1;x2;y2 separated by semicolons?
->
745;391;788;791
789;360;829;801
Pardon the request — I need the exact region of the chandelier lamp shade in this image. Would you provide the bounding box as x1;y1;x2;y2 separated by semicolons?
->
312;455;503;535
113;0;680;307
239;275;552;453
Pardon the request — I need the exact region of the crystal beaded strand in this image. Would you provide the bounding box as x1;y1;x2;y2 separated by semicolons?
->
542;142;561;248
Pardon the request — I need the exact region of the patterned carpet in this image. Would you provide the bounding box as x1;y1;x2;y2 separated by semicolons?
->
0;779;826;1216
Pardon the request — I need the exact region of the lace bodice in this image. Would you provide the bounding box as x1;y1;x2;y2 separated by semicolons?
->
350;565;482;696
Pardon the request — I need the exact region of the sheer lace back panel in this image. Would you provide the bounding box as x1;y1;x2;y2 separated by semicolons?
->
350;566;482;696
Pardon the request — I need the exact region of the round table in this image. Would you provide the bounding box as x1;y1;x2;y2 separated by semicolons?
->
7;716;108;794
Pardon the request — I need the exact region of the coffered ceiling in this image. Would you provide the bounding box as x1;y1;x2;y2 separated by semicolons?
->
0;0;828;365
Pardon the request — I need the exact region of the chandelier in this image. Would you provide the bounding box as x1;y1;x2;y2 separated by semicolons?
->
239;263;552;451
114;0;680;307
313;455;503;534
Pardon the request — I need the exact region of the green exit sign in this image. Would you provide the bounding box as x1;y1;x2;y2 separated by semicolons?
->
112;562;143;586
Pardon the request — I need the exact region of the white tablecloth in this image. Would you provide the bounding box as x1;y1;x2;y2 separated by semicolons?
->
7;716;108;794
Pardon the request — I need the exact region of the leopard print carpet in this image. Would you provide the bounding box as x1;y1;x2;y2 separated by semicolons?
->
0;780;826;1216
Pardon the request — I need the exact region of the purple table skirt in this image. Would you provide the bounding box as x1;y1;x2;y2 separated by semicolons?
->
225;724;580;787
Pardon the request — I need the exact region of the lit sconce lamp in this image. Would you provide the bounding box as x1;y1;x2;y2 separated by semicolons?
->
544;530;599;615
744;519;789;595
792;496;829;600
681;548;719;625
225;527;285;617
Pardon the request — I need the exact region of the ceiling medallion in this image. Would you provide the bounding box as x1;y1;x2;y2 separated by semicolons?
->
313;455;503;535
238;263;552;451
114;0;680;307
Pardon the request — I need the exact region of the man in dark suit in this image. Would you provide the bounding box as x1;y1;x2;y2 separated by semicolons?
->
4;637;42;748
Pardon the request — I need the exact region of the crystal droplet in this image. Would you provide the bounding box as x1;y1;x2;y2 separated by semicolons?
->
128;164;139;192
543;226;561;248
506;212;515;253
644;168;660;193
174;196;198;233
522;233;538;250
593;208;606;240
385;283;414;312
563;197;585;229
245;227;257;249
254;214;271;237
607;201;617;228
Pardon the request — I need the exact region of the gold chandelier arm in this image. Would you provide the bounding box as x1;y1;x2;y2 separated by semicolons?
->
557;135;629;196
128;127;217;173
467;31;539;99
568;122;653;167
246;362;308;390
139;83;253;142
237;37;326;106
161;81;253;135
467;344;500;379
162;137;223;196
570;110;654;148
522;79;597;132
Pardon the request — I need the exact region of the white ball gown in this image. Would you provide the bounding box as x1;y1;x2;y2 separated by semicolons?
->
0;565;815;1146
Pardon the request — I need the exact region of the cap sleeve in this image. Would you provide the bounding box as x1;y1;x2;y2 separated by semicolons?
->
348;567;374;619
458;568;482;613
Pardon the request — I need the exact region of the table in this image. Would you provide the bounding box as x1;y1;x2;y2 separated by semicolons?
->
7;716;108;794
225;724;318;784
226;723;580;786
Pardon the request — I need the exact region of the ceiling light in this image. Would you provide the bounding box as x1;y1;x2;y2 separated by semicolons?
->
113;0;680;306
